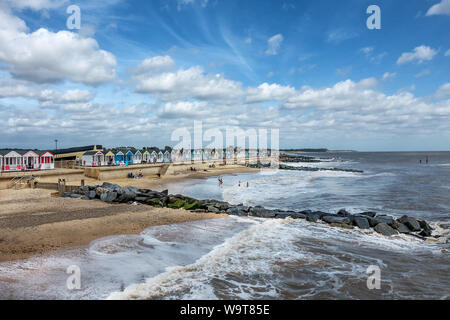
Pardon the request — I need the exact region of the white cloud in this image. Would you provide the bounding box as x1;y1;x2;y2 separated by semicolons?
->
265;34;284;56
0;9;116;85
246;83;296;103
7;0;67;11
131;56;175;75
133;63;243;101
414;69;431;78
435;83;450;99
426;0;450;16
445;49;450;56
382;72;397;81
397;46;438;65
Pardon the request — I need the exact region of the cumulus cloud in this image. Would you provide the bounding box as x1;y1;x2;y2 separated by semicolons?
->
435;83;450;99
133;58;244;101
265;34;284;56
0;9;117;85
397;46;438;65
246;83;296;103
426;0;450;16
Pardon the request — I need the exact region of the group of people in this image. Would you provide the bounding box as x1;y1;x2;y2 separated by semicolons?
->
128;170;144;179
217;177;249;188
419;156;430;164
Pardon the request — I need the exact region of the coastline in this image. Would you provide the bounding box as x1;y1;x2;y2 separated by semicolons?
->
0;165;258;262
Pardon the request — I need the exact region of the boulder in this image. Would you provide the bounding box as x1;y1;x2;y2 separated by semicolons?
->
101;182;120;191
419;229;432;237
100;191;117;203
249;206;276;218
161;189;169;196
95;187;109;197
206;206;220;213
359;212;377;218
397;216;421;232
337;209;351;217
353;216;370;229
70;193;81;198
369;216;396;228
418;220;433;232
395;223;411;234
305;212;321;223
116;188;137;202
374;223;398;236
322;215;351;225
227;207;247;216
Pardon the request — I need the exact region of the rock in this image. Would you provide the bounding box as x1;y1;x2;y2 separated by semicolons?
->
397;216;421;232
439;223;450;230
305;212;320;223
95;187;109;197
116;188;137;202
369;216;396;228
70;193;81;198
184;200;201;211
81;196;90;200
206;206;220;213
360;212;377;218
337;209;351;217
395;223;411;234
353;216;370;229
322;215;351;225
167;199;187;209
249;206;276;218
101;182;120;191
145;198;163;207
100;191;117;203
418;220;433;232
419;230;432;237
374;223;398;236
236;204;250;212
227;207;247;216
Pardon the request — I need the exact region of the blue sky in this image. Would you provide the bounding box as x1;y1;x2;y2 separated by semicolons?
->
1;0;450;151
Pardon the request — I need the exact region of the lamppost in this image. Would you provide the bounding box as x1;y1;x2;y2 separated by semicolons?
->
55;139;58;150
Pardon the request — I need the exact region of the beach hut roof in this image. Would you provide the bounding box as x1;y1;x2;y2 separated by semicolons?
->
142;150;150;155
105;150;115;156
83;150;104;156
134;150;142;155
125;150;134;155
0;150;22;157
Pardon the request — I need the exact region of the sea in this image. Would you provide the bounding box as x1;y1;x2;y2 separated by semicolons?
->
1;152;449;300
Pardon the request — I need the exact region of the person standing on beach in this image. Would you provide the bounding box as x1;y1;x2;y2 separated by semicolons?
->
426;156;429;164
246;182;249;188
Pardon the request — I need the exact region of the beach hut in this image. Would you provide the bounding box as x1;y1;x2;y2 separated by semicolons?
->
149;151;157;163
0;150;24;171
114;151;125;164
105;150;115;165
157;151;164;163
171;149;181;163
22;150;40;170
133;150;142;164
142;150;151;163
163;151;171;163
38;151;55;170
0;154;2;172
82;151;104;167
125;150;134;165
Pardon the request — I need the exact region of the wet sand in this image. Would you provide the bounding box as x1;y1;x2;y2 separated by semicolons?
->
0;191;227;263
0;165;258;262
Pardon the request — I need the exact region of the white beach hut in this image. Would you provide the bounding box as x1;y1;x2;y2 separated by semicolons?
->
22;150;40;170
82;151;105;167
38;151;55;170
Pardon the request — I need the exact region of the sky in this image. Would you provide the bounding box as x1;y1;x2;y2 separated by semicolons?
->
0;0;450;151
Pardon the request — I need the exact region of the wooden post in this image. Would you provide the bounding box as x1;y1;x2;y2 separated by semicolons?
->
81;179;85;187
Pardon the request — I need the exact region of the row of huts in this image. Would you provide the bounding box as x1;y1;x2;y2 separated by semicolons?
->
80;148;274;167
0;150;55;172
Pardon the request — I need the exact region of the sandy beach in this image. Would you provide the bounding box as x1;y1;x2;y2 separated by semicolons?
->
0;165;257;262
